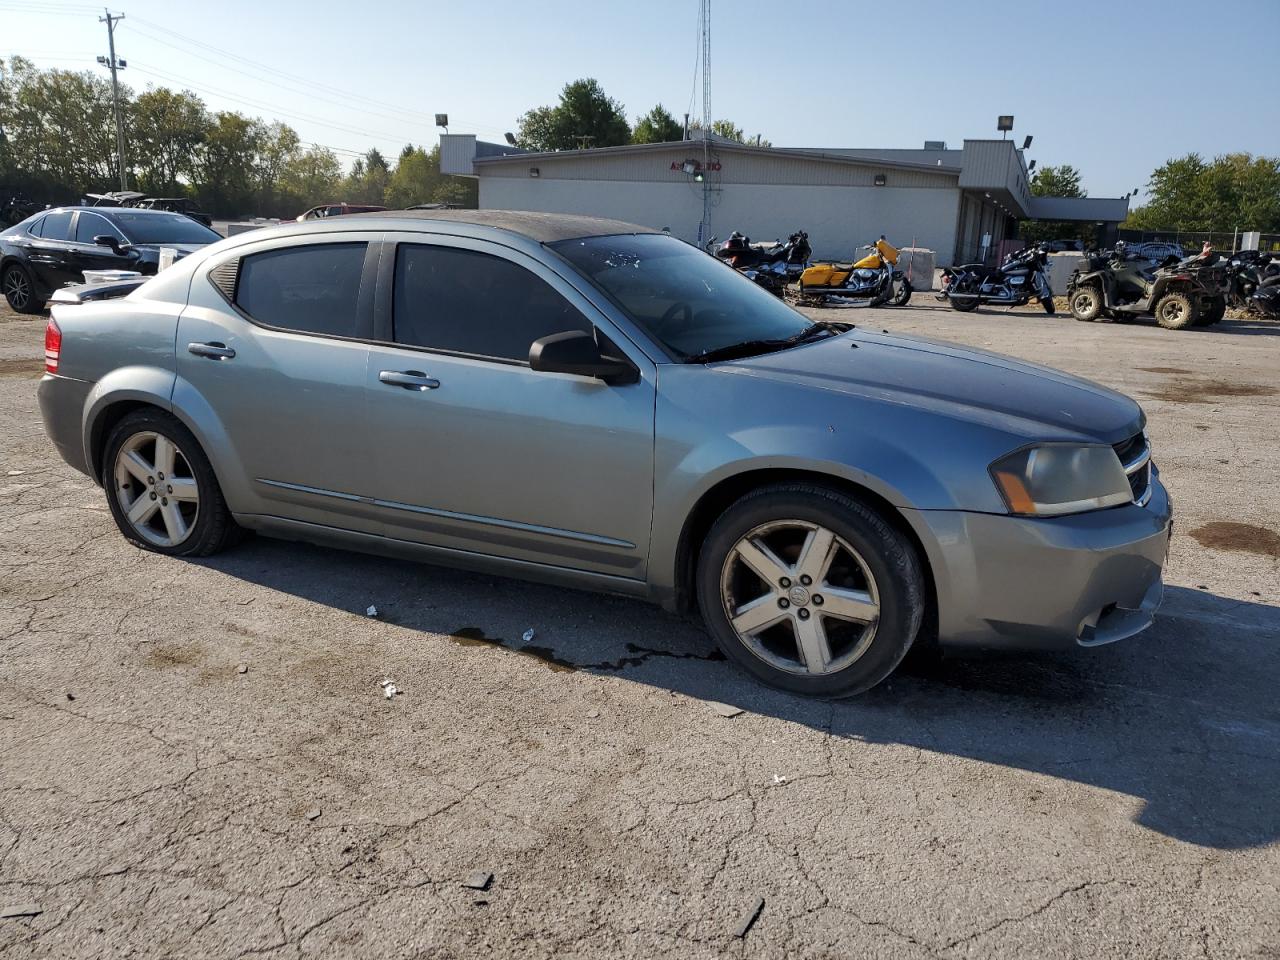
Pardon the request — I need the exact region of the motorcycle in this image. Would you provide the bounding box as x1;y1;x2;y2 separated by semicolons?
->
941;244;1055;314
794;236;912;306
1224;250;1277;309
1248;282;1280;320
713;230;812;295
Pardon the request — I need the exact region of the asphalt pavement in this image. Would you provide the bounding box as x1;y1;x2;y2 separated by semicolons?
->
1;298;1277;959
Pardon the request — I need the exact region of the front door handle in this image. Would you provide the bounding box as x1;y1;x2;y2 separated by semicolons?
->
188;341;236;360
379;370;440;391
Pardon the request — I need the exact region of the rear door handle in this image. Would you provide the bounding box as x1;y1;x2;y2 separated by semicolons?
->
188;341;236;360
379;370;440;391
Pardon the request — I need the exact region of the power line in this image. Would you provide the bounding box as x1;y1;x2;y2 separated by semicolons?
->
125;15;512;138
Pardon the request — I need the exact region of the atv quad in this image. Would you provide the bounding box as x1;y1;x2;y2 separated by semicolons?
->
1067;248;1229;330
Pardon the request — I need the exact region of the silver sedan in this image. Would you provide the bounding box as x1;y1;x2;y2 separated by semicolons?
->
37;211;1172;697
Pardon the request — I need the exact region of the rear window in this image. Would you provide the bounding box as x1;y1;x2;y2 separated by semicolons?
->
38;211;74;242
110;211;219;245
235;242;367;338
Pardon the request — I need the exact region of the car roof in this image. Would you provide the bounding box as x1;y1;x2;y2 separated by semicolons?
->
41;205;192;217
345;209;659;243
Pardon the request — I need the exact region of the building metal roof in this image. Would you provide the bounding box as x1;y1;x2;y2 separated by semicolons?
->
347;208;657;242
472;138;964;176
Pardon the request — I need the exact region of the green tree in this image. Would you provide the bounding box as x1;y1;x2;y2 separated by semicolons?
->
343;147;391;205
1031;164;1085;199
632;104;682;144
280;144;342;209
516;78;630;151
1020;164;1090;244
195;111;265;216
1126;153;1280;233
688;118;770;147
130;87;208;194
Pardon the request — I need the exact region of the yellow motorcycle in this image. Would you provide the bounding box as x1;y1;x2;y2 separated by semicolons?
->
795;236;912;306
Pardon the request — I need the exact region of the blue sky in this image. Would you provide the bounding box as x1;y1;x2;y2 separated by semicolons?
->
3;0;1278;199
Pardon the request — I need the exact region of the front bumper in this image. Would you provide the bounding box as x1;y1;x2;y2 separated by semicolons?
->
905;471;1172;651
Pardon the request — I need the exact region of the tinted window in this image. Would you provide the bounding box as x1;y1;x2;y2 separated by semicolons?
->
111;211;219;244
393;244;590;362
552;233;812;360
75;212;125;244
27;216;45;238
39;211;74;242
236;242;367;338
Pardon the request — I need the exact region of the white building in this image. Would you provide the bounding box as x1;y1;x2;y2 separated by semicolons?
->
440;134;1130;267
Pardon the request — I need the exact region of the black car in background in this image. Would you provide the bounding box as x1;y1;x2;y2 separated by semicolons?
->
0;206;221;313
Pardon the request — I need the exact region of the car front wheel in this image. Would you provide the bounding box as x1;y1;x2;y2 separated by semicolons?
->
697;484;925;697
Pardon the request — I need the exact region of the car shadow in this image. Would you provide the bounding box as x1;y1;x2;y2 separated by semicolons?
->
196;537;1279;852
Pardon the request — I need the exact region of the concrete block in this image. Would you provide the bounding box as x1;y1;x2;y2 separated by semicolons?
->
898;248;935;291
1046;251;1086;297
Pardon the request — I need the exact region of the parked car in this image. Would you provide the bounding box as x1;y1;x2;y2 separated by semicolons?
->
131;197;214;228
1128;241;1186;263
36;211;1171;697
1;206;221;313
294;202;386;222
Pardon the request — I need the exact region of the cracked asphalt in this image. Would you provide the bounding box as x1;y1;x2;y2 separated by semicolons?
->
1;298;1278;959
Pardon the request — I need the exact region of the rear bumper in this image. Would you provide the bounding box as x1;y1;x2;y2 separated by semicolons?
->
905;471;1172;651
37;373;94;478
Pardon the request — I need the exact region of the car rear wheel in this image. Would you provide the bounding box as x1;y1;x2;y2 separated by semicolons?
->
696;484;925;698
1198;295;1226;326
1069;286;1103;321
102;409;239;556
1155;291;1197;330
2;264;44;314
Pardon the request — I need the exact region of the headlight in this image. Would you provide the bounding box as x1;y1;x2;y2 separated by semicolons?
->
990;444;1131;517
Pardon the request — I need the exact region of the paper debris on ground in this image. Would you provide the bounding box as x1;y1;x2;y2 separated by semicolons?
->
380;679;399;699
772;774;788;785
462;871;493;891
733;897;765;938
522;628;536;643
365;605;379;618
707;700;743;718
305;807;322;821
236;664;248;675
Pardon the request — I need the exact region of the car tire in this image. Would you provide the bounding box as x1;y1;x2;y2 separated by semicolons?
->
1069;285;1103;321
102;409;240;557
696;483;925;698
1155;291;1197;330
891;279;913;307
2;263;44;314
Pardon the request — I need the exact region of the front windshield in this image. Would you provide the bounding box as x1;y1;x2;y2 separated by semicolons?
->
112;211;219;245
551;233;815;360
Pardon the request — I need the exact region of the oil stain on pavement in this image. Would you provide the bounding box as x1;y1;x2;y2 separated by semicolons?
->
449;627;725;674
1189;521;1280;558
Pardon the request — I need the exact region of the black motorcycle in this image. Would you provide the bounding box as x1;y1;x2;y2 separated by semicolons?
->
714;230;811;295
1224;250;1278;308
941;244;1055;314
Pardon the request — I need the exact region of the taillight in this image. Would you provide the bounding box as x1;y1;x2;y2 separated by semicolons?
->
44;317;61;374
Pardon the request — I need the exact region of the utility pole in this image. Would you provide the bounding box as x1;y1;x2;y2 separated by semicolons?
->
99;8;128;191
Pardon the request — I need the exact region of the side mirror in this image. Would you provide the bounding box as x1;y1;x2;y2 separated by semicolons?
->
94;234;128;255
529;330;637;385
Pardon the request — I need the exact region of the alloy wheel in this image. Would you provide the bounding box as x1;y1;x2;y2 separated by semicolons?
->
113;431;200;548
1161;299;1185;323
719;520;881;676
3;268;30;310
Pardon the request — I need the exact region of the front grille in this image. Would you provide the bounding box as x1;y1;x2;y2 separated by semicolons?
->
1113;432;1151;505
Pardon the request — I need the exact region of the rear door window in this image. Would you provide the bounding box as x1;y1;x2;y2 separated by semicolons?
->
38;211;74;242
392;244;590;363
234;242;367;338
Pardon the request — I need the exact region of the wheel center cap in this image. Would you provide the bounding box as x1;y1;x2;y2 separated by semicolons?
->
788;585;810;606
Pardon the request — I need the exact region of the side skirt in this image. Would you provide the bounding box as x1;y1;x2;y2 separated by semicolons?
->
233;513;653;600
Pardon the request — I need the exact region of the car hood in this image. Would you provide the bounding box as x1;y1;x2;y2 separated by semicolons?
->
720;328;1143;444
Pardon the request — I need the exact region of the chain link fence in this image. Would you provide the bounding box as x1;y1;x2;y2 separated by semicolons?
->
1117;229;1280;255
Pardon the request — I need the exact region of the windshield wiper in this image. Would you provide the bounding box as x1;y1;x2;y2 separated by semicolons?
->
686;324;837;364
